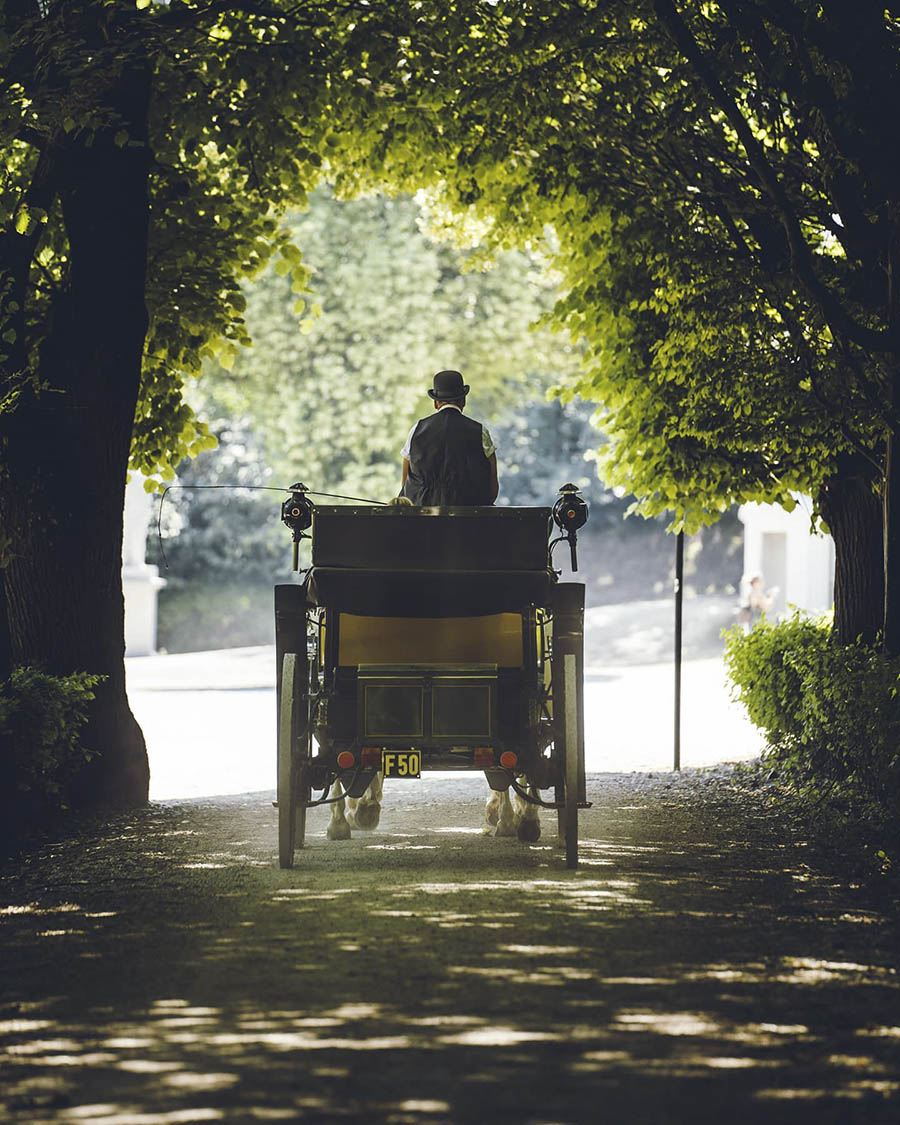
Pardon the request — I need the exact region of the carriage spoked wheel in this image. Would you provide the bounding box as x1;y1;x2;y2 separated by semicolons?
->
555;651;580;870
278;651;311;869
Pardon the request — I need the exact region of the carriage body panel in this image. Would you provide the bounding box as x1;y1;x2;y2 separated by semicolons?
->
338;613;524;668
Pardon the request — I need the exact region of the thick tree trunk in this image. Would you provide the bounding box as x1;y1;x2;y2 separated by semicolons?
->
0;56;152;808
819;453;885;646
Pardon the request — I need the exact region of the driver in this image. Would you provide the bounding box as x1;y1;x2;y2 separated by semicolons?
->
399;370;499;506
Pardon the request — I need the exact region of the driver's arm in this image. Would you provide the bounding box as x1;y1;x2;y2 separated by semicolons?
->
401;457;410;491
488;453;499;502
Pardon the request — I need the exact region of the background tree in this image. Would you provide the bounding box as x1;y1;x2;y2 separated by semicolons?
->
326;0;900;647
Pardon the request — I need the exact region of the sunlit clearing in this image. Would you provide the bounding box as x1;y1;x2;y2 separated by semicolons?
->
703;1057;774;1069
116;1060;181;1074
0;1019;52;1034
395;1101;451;1113
756;1088;853;1101
615;1011;721;1037
439;1027;558;1046
162;1071;239;1091
55;1108;225;1123
500;944;583;955
605;977;676;986
409;1015;485;1028
325;1003;383;1020
774;957;893;985
2;902;82;915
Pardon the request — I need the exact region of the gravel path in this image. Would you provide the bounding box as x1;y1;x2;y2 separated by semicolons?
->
2;769;899;1124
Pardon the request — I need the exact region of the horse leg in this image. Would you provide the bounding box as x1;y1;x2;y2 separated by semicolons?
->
483;789;501;834
492;789;518;837
327;779;352;840
514;782;541;843
348;771;383;831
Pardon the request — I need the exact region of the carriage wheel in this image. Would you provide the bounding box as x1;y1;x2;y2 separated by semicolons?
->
278;651;310;868
562;651;579;869
553;650;580;868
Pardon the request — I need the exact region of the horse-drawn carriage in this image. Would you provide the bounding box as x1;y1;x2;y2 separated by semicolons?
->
274;487;588;868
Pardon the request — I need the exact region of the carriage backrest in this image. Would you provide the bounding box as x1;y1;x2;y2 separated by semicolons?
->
311;505;552;572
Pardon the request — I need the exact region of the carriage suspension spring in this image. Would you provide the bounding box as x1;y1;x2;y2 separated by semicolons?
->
508;775;564;810
302;765;364;807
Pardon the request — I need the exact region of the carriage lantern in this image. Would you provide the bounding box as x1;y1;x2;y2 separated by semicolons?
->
552;483;589;571
281;482;314;570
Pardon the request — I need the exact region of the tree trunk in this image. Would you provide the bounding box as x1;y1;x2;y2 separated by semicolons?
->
0;56;152;809
885;425;900;657
819;453;885;646
0;568;11;684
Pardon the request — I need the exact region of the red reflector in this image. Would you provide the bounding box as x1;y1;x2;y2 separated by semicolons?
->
361;746;382;768
499;751;518;769
336;751;355;770
474;747;494;767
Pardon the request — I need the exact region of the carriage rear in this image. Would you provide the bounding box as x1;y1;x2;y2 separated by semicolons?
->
275;501;586;868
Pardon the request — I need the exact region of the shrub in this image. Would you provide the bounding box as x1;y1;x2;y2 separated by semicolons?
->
724;613;900;840
0;667;103;831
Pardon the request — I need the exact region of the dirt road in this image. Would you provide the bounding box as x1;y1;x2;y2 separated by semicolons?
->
2;770;899;1124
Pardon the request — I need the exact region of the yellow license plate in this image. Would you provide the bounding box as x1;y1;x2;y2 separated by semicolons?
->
382;750;421;778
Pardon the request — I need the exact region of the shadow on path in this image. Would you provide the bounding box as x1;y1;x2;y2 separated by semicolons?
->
1;772;898;1123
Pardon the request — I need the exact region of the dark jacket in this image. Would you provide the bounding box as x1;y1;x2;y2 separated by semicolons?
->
401;409;493;506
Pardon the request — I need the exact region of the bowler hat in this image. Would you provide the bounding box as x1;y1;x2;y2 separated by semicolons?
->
428;369;470;400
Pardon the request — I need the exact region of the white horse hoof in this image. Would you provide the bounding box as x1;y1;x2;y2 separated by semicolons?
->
327;821;352;841
493;820;518;838
350;802;381;831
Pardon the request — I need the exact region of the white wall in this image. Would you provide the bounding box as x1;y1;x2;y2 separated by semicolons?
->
738;499;834;616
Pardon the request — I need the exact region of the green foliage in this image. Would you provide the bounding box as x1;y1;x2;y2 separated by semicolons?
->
0;1;360;481
325;1;895;532
0;666;102;820
724;616;900;835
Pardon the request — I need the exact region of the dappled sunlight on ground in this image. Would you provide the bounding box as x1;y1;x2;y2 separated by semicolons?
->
2;778;899;1121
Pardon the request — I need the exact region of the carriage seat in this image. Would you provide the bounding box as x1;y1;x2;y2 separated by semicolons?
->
304;504;554;616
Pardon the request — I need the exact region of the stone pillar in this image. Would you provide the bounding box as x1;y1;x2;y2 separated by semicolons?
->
122;475;166;656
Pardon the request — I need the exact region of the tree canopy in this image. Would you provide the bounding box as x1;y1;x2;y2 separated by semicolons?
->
315;0;900;643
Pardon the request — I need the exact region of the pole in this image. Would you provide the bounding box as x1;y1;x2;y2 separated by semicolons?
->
674;530;684;771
